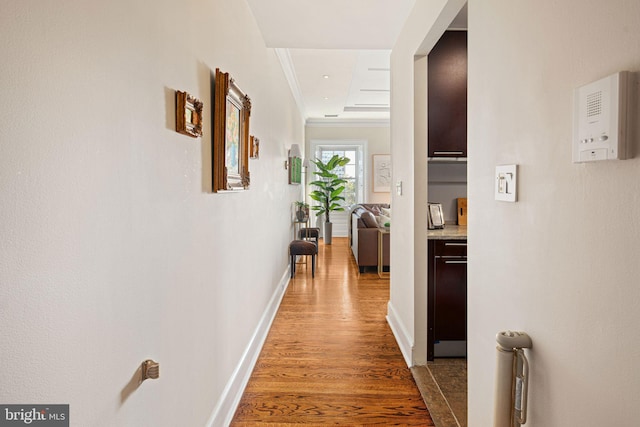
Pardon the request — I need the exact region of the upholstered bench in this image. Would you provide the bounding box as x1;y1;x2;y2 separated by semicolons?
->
298;227;320;243
289;240;317;278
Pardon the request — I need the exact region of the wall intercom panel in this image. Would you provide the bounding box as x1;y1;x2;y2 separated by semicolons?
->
573;71;633;163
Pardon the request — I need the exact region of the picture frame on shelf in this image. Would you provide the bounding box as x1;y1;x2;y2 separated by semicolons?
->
428;203;445;229
213;68;251;192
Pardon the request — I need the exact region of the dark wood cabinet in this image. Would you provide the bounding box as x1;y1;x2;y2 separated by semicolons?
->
428;31;467;158
428;239;467;360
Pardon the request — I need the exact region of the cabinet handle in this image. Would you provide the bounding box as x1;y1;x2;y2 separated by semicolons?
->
433;151;464;155
444;242;467;247
444;260;467;264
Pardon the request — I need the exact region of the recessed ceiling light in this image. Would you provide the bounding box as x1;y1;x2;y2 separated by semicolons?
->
323;75;330;79
323;97;329;100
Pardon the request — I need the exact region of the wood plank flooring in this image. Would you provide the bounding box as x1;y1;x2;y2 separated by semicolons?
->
231;237;434;426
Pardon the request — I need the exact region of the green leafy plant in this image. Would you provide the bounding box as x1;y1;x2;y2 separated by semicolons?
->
309;155;350;223
294;201;309;221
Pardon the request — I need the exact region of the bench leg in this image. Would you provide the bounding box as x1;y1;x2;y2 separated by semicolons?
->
312;254;316;278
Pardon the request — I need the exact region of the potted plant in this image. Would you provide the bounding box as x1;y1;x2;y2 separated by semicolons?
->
309;154;350;245
295;201;309;222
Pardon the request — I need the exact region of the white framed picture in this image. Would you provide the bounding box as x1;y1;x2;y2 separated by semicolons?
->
372;154;391;193
428;203;445;229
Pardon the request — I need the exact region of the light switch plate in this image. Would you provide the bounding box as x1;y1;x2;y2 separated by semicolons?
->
495;165;518;202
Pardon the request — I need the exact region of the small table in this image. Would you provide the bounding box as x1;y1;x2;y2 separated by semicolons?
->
377;227;390;278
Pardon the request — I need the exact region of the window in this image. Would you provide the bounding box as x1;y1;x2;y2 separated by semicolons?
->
310;141;365;237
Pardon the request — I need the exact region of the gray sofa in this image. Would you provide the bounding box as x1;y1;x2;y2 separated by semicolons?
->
349;204;390;273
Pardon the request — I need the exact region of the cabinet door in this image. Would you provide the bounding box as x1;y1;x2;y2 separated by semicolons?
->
433;257;467;341
428;31;467;157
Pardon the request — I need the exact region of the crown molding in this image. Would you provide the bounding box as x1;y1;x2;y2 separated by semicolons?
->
274;48;307;120
305;118;390;128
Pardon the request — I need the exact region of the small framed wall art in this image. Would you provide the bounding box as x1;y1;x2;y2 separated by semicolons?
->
372;154;391;193
250;135;260;159
289;156;302;184
212;68;252;192
175;91;203;138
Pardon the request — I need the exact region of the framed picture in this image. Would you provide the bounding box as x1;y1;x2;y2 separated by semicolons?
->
288;156;302;184
213;68;251;192
175;91;203;138
428;203;445;229
250;135;260;159
372;154;391;193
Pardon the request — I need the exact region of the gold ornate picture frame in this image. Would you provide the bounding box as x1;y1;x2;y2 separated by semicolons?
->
175;91;203;138
213;68;251;192
250;135;260;159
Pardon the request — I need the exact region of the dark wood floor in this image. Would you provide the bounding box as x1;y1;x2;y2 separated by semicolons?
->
231;237;434;426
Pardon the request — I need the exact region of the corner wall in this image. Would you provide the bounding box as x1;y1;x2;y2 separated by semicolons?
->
0;1;303;425
389;0;466;366
467;1;640;425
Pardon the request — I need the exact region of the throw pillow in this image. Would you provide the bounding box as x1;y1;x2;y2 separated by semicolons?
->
360;211;378;228
377;214;391;228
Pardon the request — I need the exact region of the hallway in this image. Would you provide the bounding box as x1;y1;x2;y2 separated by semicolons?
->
231;237;434;425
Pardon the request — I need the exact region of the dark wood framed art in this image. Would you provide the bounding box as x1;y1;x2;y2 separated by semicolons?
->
176;91;203;138
213;68;251;192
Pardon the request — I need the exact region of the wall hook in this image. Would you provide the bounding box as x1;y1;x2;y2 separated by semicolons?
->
141;359;159;382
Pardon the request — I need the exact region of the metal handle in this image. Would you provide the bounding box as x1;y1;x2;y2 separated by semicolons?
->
444;242;467;247
433;151;464;155
514;349;530;425
444;260;467;264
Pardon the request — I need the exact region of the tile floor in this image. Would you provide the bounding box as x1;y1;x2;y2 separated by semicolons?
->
412;358;467;427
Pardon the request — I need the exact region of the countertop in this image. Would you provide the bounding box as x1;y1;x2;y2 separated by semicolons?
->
427;225;467;240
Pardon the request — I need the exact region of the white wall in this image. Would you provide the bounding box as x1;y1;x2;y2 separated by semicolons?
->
468;1;640;425
0;1;303;426
393;0;640;425
388;0;466;366
305;123;391;204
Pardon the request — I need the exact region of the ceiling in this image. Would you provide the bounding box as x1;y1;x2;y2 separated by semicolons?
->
246;0;467;123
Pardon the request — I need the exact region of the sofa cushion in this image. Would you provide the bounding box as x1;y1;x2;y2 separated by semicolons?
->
361;204;386;216
360;211;378;228
377;214;391;228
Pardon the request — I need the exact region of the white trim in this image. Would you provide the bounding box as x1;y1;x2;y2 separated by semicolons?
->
206;269;291;427
275;48;307;120
306;118;390;128
386;301;413;368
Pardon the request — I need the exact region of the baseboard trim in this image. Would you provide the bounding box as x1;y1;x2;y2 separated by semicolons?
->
206;269;290;427
386;301;414;368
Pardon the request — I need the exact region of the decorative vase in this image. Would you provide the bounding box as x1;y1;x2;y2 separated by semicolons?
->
324;221;333;245
296;209;306;221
